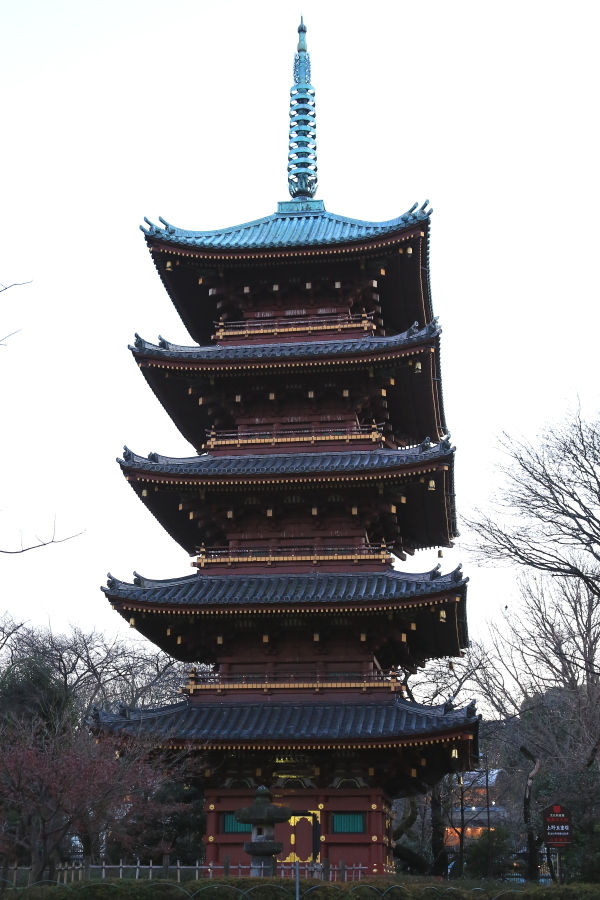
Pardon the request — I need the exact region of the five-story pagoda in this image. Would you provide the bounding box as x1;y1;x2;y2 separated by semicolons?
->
97;19;479;875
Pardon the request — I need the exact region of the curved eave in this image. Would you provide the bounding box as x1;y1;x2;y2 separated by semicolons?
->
140;203;432;253
130;326;446;450
132;321;440;362
119;444;455;479
118;446;457;556
104;567;468;662
112;596;466;665
90;696;478;753
144;218;433;345
104;565;467;606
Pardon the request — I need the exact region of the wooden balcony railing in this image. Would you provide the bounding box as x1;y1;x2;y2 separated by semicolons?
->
203;424;384;450
184;670;406;693
213;312;376;340
192;544;392;568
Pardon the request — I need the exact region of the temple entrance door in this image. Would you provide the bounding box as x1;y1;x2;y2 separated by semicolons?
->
279;811;321;863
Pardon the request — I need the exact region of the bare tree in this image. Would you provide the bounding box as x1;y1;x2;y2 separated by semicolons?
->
391;649;484;876
2;279;82;553
401;647;483;708
0;616;24;655
467;410;600;598
0;527;83;555
466;411;600;879
0;711;190;881
0;617;189;716
0;280;31;345
0;618;203;878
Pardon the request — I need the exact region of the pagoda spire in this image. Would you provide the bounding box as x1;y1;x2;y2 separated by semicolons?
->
287;17;317;199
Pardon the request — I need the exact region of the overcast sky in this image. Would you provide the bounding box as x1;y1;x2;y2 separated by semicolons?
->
1;0;598;644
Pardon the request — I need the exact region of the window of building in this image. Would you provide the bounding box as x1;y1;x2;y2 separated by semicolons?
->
331;812;365;833
222;814;252;833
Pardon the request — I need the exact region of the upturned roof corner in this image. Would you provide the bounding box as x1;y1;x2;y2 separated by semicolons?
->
139;201;432;251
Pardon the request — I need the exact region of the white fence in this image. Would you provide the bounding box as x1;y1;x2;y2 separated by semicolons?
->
5;860;369;887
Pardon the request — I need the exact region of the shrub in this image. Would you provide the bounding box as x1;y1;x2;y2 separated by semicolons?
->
464;825;514;879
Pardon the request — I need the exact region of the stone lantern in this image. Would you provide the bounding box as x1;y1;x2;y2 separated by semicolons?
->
234;785;292;876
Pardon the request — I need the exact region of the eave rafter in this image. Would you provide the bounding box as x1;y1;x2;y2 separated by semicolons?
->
162;731;475;752
130;324;446;450
145;228;426;264
124;462;451;489
110;592;462;618
135;344;436;374
118;444;456;557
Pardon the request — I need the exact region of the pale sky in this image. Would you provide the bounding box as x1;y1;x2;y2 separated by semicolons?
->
1;0;598;644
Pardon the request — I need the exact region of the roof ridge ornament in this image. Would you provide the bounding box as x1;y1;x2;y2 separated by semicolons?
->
288;17;317;199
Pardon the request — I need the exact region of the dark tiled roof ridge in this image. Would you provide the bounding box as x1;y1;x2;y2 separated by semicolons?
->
101;566;467;610
105;563;464;593
91;694;477;728
118;441;454;474
130;320;440;360
139;202;432;251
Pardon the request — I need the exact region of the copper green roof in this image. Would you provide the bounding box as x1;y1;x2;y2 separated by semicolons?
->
140;201;431;252
140;18;431;253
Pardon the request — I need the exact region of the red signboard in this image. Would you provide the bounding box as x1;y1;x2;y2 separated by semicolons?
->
542;804;572;847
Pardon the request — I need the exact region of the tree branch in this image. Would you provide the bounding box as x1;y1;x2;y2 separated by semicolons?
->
0;531;84;554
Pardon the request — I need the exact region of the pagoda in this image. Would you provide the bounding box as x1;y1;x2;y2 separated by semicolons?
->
97;19;479;876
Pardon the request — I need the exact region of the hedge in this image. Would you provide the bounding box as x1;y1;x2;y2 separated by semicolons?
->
9;879;600;900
